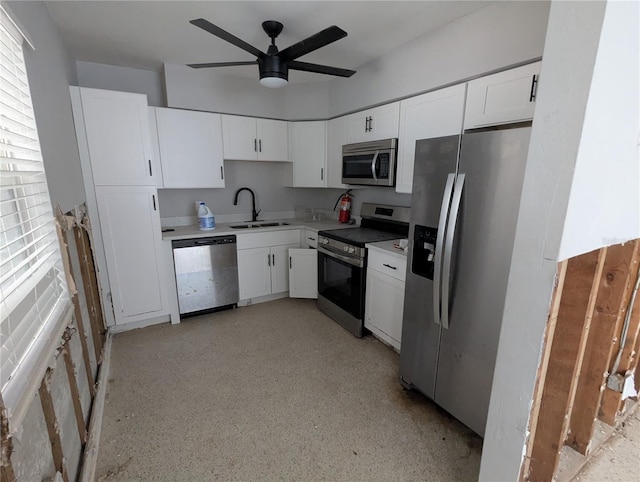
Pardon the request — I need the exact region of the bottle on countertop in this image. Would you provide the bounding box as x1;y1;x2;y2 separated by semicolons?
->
197;202;215;231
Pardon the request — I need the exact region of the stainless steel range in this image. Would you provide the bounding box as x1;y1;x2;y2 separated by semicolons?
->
317;203;410;337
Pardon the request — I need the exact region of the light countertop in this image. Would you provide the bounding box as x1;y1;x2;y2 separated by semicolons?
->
161;218;352;241
366;239;408;257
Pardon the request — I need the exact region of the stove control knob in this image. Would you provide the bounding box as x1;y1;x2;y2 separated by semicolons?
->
348;247;356;254
320;238;329;245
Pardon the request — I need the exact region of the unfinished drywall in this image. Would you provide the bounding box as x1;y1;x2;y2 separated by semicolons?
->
557;0;640;260
6;1;85;213
478;2;608;481
76;60;165;107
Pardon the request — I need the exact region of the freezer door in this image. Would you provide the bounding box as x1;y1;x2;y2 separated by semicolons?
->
400;134;460;397
434;126;531;436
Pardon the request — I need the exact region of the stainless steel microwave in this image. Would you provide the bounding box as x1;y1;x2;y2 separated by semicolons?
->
342;138;398;187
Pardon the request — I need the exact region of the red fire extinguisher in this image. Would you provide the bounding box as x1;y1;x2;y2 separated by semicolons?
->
338;192;352;223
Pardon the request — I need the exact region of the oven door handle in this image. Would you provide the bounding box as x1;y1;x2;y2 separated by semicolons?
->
371;151;379;180
317;245;364;268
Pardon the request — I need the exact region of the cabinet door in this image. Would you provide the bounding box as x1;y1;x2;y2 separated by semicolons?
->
156;108;225;188
289;248;318;299
222;115;258;161
95;185;163;323
80;88;154;186
346;103;400;143
396;84;466;194
270;244;298;294
148;107;164;188
291;121;326;187
464;61;541;129
237;246;271;300
257;119;289;161
365;268;405;351
326;117;347;189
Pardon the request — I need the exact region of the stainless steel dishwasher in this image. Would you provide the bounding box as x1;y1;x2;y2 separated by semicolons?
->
172;235;238;317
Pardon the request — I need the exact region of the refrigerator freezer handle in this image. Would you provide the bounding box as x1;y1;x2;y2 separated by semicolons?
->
434;173;456;327
441;173;465;330
371;151;379;180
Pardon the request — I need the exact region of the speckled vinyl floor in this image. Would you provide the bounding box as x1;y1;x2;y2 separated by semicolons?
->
96;298;482;481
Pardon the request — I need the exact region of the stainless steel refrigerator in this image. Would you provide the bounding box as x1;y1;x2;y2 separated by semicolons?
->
399;123;532;436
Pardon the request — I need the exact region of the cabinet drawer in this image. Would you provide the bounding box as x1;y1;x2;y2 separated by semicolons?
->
367;248;406;282
236;229;301;250
303;229;318;249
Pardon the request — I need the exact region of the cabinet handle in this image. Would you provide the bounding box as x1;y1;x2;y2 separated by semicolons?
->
307;237;316;241
529;74;538;102
383;263;397;270
369;116;373;132
259;139;262;152
152;194;157;211
148;159;153;176
364;117;368;133
289;256;292;269
272;253;275;265
320;168;324;181
220;166;224;180
267;253;271;266
254;138;258;152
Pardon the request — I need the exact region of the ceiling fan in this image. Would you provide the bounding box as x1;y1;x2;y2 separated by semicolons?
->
187;18;356;88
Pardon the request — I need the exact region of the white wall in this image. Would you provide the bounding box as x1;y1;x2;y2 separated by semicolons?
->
557;0;640;260
327;1;550;116
479;2;609;481
76;60;165;107
7;0;85;212
164;63;288;118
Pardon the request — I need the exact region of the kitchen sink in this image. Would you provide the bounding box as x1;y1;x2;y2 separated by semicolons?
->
229;222;290;229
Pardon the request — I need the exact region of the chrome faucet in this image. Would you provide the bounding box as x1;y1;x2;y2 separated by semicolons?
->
233;187;260;222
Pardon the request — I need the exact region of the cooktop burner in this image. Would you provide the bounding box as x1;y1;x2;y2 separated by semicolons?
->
319;227;404;248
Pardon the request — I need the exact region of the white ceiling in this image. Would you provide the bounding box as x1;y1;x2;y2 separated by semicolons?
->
45;1;491;84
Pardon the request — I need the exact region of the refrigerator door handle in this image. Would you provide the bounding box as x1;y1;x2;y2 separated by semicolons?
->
371;151;379;180
433;173;456;326
441;173;465;330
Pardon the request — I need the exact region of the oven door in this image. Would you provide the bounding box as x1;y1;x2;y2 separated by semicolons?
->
342;149;396;186
317;246;365;320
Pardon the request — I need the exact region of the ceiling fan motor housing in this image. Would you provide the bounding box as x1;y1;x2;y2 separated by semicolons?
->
259;55;288;81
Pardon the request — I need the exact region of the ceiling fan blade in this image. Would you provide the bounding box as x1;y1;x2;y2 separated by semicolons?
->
289;60;356;78
279;26;347;61
190;18;264;58
187;61;258;69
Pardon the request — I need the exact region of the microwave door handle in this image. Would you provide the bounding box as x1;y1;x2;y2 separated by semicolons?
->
371;151;379;180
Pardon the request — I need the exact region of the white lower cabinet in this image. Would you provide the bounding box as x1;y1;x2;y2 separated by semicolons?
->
94;185;166;323
236;230;300;301
364;246;407;351
288;248;318;299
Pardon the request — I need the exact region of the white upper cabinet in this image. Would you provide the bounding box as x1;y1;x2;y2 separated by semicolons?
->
464;61;541;129
326;117;348;189
79;88;154;186
396;84;466;194
258;118;289;161
154;108;225;189
147;108;164;189
222;115;289;161
290;121;326;187
344;102;400;144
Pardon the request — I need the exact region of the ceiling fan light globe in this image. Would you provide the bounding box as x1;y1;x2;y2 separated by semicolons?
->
260;76;288;88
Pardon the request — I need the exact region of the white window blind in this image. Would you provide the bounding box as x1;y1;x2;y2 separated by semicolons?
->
0;7;69;398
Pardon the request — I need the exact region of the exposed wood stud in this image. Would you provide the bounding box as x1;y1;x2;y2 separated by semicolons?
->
598;245;640;425
520;260;567;481
62;345;88;446
39;370;69;482
58;214;96;397
566;241;639;452
527;249;604;482
0;394;16;482
73;224;105;363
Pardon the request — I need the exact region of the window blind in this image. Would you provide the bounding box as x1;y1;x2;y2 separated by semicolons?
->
0;6;69;397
